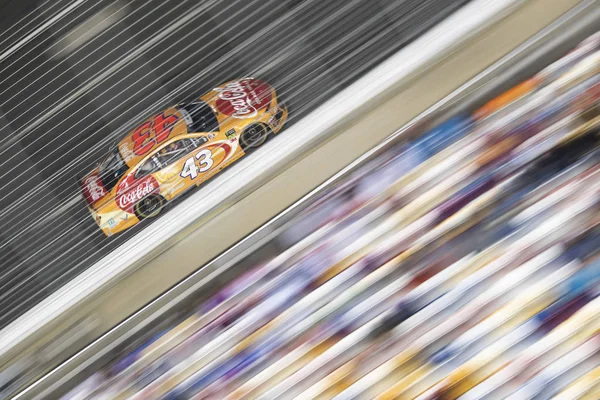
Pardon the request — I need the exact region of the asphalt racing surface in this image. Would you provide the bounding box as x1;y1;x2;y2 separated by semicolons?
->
0;0;471;329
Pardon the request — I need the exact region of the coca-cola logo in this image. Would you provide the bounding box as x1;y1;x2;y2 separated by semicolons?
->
215;79;272;119
116;176;159;213
84;175;107;202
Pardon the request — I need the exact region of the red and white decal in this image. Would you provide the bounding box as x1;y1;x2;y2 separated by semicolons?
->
116;175;160;213
132;113;180;156
215;79;272;119
82;174;107;204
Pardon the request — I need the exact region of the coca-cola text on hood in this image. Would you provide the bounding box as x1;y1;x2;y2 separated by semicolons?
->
215;79;272;119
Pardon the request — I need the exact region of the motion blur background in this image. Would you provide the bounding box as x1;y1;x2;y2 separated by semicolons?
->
0;0;468;328
0;0;599;399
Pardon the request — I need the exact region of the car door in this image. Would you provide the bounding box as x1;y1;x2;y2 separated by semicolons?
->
152;137;210;199
177;137;241;187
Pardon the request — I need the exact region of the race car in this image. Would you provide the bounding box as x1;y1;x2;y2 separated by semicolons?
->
80;78;289;236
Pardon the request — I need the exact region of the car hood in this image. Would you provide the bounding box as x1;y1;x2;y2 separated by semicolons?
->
203;78;274;121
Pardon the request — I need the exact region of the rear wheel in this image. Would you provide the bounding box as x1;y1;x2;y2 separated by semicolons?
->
240;123;270;151
134;194;165;220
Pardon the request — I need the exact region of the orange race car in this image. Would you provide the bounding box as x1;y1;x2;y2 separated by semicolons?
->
80;78;289;236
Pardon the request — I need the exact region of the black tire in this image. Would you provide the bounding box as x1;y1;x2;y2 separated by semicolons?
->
134;194;165;220
240;123;270;151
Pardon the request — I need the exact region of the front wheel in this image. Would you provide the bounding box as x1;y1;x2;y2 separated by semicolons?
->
240;123;270;151
134;194;165;220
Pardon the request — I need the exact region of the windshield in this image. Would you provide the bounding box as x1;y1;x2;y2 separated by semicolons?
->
178;101;219;133
98;147;128;191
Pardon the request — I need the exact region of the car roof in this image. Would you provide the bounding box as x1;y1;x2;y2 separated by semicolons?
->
114;78;274;168
116;106;190;168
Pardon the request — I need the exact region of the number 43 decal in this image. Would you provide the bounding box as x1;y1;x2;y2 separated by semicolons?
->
180;149;214;180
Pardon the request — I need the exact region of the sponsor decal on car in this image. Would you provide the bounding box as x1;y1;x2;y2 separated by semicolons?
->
117;177;131;194
116;175;160;213
83;174;107;203
225;128;236;139
215;79;272;119
107;218;117;228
